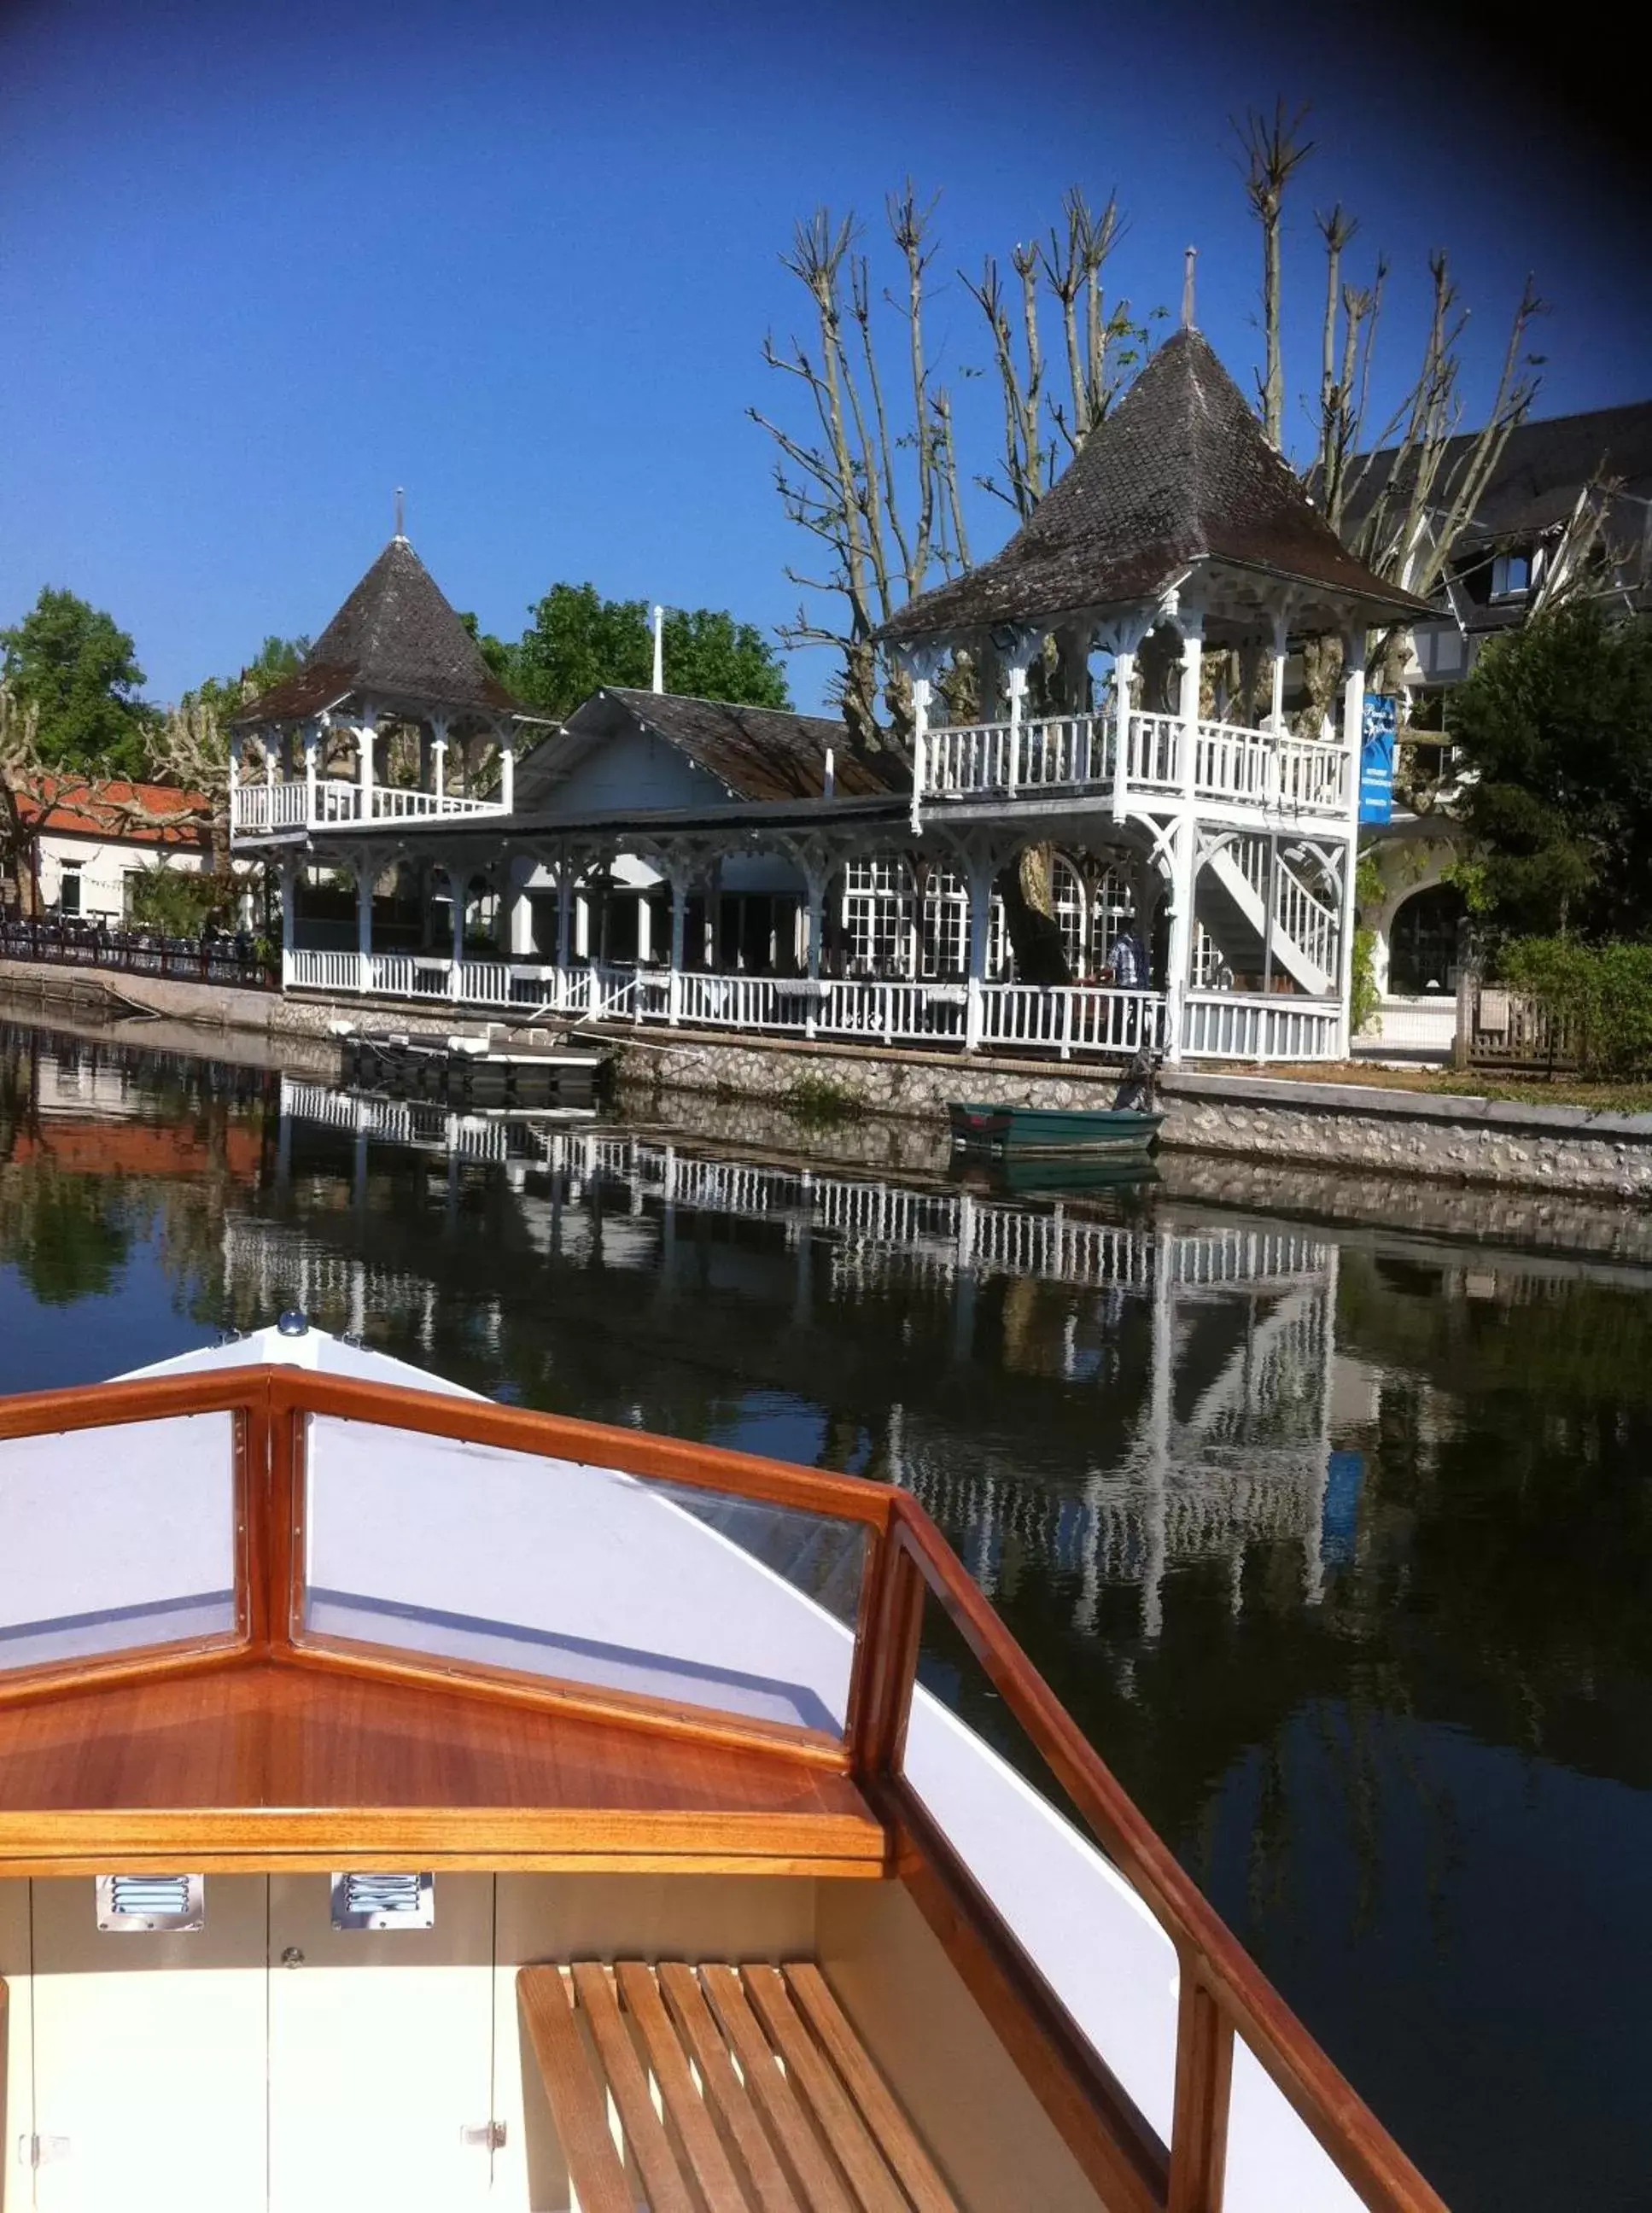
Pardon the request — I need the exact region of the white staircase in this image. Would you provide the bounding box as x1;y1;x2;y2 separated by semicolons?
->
1200;837;1338;995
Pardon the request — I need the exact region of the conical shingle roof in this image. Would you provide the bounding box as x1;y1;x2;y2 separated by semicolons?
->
879;329;1431;645
236;537;524;727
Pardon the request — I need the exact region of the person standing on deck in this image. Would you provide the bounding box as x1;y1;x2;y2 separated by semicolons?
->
1106;915;1148;990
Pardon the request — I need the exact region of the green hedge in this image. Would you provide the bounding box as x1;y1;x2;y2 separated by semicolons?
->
1500;938;1652;1077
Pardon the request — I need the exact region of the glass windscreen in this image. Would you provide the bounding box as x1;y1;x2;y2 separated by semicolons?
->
301;1415;867;1736
900;1587;1179;2146
0;1411;238;1671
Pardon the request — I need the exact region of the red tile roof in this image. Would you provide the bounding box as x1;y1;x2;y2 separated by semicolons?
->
14;776;213;849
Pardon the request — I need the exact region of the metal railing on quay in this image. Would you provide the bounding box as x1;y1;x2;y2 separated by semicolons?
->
1;917;277;991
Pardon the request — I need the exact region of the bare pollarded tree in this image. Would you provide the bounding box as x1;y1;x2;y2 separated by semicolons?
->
1236;100;1546;709
752;183;1141;746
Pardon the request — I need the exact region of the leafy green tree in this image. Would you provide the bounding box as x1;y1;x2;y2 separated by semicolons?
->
458;612;515;682
181;634;310;737
0;588;155;774
1449;604;1652;941
508;583;790;720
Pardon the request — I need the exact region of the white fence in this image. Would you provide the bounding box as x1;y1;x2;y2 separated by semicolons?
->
1182;991;1342;1061
283;949;1343;1063
916;711;1351;820
231;779;508;836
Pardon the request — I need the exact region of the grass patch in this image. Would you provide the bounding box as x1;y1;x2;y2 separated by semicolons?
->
785;1074;867;1127
1255;1063;1652;1115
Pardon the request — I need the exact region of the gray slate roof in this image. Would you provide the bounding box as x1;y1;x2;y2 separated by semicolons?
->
1350;398;1652;546
236;537;525;728
518;687;908;809
879;328;1430;645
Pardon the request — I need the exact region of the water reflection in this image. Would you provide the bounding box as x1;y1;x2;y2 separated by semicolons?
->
4;1017;1652;2210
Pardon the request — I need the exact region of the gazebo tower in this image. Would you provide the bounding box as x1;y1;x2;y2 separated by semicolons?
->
230;531;538;982
878;315;1431;1060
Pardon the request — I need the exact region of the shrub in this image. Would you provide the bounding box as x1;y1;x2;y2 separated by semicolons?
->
1499;937;1652;1077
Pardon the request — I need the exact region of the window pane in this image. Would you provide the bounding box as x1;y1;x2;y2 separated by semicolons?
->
902;1588;1180;2143
0;1412;238;1670
301;1416;867;1736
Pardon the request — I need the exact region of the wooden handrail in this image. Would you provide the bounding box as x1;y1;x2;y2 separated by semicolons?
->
875;1495;1448;2213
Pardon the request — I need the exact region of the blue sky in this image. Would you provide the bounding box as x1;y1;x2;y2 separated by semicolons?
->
3;0;1646;712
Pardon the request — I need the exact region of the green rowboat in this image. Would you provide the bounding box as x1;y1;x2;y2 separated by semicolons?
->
947;1101;1164;1158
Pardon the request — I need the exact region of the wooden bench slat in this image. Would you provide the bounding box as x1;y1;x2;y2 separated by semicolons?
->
741;1965;910;2213
783;1962;960;2213
616;1960;756;2213
572;1963;698;2213
699;1963;856;2213
658;1959;803;2213
517;1966;633;2213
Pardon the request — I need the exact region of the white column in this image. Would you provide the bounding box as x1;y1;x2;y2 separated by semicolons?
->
279;858;298;983
909;677;931;834
1111;650;1134;821
965;856;994;1053
803;867;826;980
357;712;377;823
1270;611;1289;729
499;728;516;815
303;723;318;824
1005;662;1028;799
354;855;372;992
230;732;245;830
635;885;653;965
1335;628;1368;1056
557;864;574;969
1178;616;1204;802
1163;820;1196;1064
431;721;448;806
447;866;466;1001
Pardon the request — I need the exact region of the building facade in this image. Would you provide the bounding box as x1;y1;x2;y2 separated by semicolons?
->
231;327;1431;1066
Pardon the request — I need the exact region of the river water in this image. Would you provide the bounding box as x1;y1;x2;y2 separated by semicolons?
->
3;1010;1649;2210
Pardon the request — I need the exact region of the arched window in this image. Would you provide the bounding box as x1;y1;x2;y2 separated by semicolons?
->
1087;864;1130;977
1051;856;1086;978
842;855;913;976
919;869;969;979
1389;883;1465;996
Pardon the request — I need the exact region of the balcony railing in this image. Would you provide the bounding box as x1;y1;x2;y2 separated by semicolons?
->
231;780;510;838
280;949;1344;1062
919;712;1351;818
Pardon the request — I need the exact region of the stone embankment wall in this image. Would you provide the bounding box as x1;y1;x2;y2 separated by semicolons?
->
7;956;1650;1200
608;1028;1652;1202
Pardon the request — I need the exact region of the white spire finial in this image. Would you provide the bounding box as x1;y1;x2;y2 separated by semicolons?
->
394;487;406;540
651;604;664;695
1182;248;1197;330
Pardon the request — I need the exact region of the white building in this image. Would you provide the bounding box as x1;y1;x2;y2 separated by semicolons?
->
231;322;1428;1066
11;776;216;922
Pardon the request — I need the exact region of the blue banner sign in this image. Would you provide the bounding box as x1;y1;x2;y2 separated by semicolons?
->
1360;693;1399;824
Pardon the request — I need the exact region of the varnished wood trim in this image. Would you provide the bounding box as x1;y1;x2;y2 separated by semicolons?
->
873;1775;1165;2213
879;1496;1449;2213
0;1370;270;1439
0;1641;259;1714
0;1807;882;1858
1169;1967;1234;2213
273;1372;894;1528
616;1961;755;2211
277;1639;853;1771
570;1965;698;2213
517;1968;633;2213
781;1962;960;2213
0;1849;884;1880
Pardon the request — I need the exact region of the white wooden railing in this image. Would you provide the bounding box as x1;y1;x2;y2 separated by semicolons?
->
232;780;508;836
1181;990;1341;1061
1223;838;1339;985
917;710;1351;819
